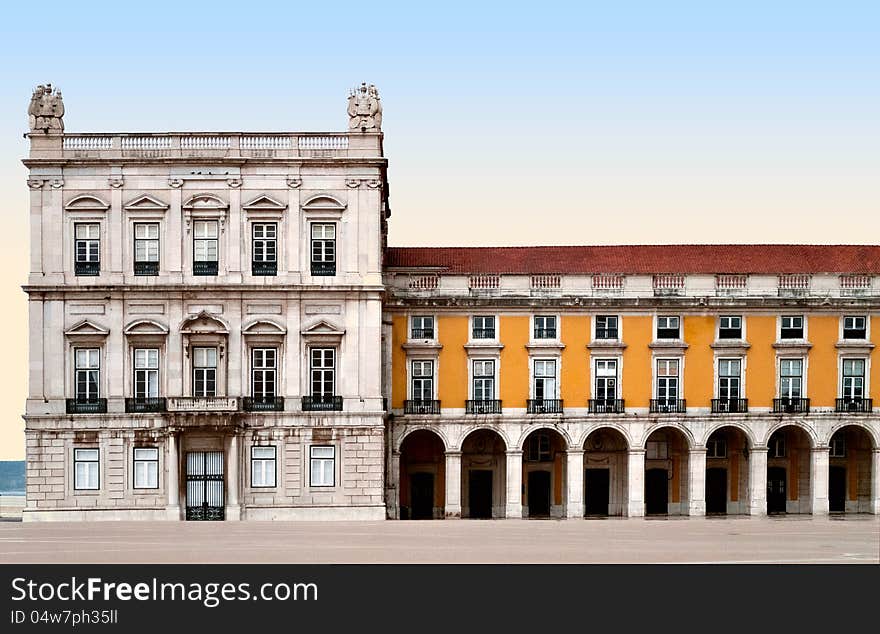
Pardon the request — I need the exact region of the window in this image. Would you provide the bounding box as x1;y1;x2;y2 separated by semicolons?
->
843;316;867;340
706;437;727;459
646;440;668;460
719;316;742;339
534;315;557;339
134;223;159;275
252;223;277;276
718;359;742;400
656;359;680;402
780;315;804;339
472;315;495;339
310;223;336;276
533;359;557;400
74;448;99;490
595;315;619;340
411;315;434;339
192;347;217;397
779;359;803;398
656;316;680;339
310;348;335;398
310;446;335;487
133;348;159;399
74;348;100;401
842;359;865;401
251;446;276;488
830;432;846;458
74;223;100;276
193;220;219;275
525;432;551;462
594;359;618;400
472;359;495;400
251;348;277;400
133;447;159;489
411;360;434;401
769;432;786;458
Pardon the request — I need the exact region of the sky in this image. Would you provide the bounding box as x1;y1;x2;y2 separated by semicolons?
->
0;1;878;459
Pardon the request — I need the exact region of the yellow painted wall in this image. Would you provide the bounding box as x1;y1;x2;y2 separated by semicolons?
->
872;316;880;403
622;316;653;407
746;316;776;408
499;316;529;408
391;315;408;409
561;315;590;404
437;316;469;408
683;316;715;407
808;316;838;407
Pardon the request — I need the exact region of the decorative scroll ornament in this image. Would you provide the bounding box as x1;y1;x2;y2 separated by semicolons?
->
28;84;65;133
347;82;382;132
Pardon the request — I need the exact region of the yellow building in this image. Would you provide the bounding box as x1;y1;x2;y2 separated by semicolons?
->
383;245;880;519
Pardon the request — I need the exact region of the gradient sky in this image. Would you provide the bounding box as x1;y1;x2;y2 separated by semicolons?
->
0;1;878;459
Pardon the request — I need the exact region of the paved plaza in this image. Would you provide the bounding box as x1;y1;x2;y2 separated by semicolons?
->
0;517;877;564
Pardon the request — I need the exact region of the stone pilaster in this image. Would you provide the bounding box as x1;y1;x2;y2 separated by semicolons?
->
505;449;523;518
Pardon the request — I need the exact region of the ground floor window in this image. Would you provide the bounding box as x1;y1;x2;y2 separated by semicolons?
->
310;445;335;487
74;448;100;490
133;447;159;489
251;446;277;487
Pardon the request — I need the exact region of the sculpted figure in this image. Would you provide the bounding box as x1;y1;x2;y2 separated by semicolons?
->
29;84;64;133
347;82;381;131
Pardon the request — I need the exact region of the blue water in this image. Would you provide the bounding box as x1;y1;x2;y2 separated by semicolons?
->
0;491;25;496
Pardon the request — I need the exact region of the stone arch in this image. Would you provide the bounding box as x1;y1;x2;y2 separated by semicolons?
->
578;423;633;450
516;424;572;451
460;427;508;519
301;194;346;212
638;422;695;450
582;425;630;517
457;425;509;452
762;420;818;448
825;421;879;449
398;428;447;520
702;420;757;448
396;425;450;453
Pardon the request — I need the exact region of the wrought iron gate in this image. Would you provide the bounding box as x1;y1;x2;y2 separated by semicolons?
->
186;451;225;521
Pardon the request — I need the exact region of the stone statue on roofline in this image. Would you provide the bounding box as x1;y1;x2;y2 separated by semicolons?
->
28;84;65;133
347;82;382;132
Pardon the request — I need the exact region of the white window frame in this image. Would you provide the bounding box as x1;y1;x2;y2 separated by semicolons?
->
471;358;497;401
309;445;336;487
646;440;668;460
706;437;728;459
533;315;558;340
193;220;219;263
251;445;277;488
769;432;786;458
717;357;743;400
840;357;866;401
594;315;620;341
251;347;278;400
74;222;101;266
656;315;681;340
779;315;806;340
73;448;100;491
718;315;743;340
410;315;436;340
830;432;846;458
471;315;497;340
192;346;218;397
132;447;159;490
593;358;619;401
778;358;804;399
74;347;101;401
532;358;558;401
310;223;336;267
842;315;868;340
310;347;336;398
654;357;681;401
410;359;436;401
134;222;160;265
252;222;277;264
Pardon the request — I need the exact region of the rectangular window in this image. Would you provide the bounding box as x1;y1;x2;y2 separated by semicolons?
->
192;347;217;397
74;223;100;276
472;315;495;339
74;448;99;490
133;447;159;489
251;446;277;488
656;359;680;401
594;359;618;400
310;445;335;487
595;315;619;340
842;358;865;401
646;440;668;460
193;220;219;275
718;359;742;400
251;348;277;400
656;316;680;339
134;223;160;275
779;359;803;398
706;438;727;459
133;348;159;399
310;348;335;398
310;223;336;276
472;359;495;400
75;348;100;401
780;315;804;339
252;223;277;276
718;315;742;339
533;315;557;339
525;432;552;462
843;316;867;340
411;315;434;339
411;360;434;401
830;433;846;458
533;359;557;400
770;434;786;458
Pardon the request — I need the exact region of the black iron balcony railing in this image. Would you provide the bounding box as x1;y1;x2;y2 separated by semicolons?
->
773;398;810;414
835;398;873;413
711;398;749;414
404;399;441;415
466;399;502;414
310;261;336;276
302;395;343;411
650;398;687;414
125;397;167;413
134;261;159;276
74;261;100;276
533;328;557;339
589;398;625;414
594;328;619;340
410;328;435;339
472;328;496;339
243;396;285;412
527;399;563;414
193;260;218;276
251;261;277;276
66;398;107;414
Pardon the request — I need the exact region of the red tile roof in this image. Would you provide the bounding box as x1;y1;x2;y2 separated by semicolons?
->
385;245;880;275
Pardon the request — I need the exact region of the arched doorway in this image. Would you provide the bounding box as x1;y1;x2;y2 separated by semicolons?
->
461;429;506;519
766;425;812;514
583;427;628;516
828;425;874;514
399;430;445;520
704;426;751;515
644;427;690;516
522;428;567;518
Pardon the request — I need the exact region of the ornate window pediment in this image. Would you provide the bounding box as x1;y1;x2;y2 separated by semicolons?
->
64;319;110;339
64;195;110;213
300;319;345;341
179;311;230;335
123;194;169;214
243;194;287;221
301;194;346;218
182;193;229;233
123;319;170;337
242;318;287;336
